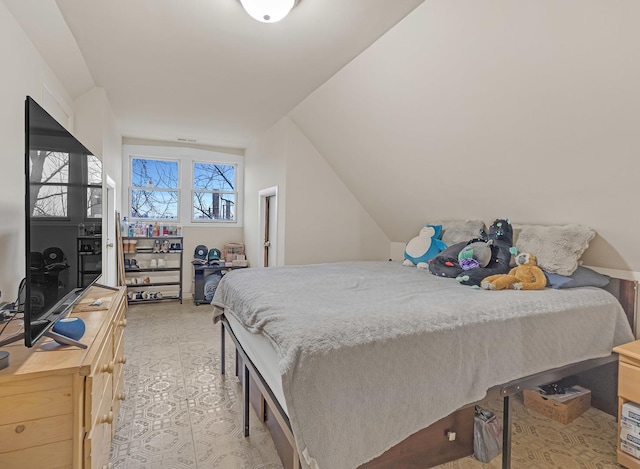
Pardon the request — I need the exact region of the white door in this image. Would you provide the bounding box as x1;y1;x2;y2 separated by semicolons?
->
259;187;278;267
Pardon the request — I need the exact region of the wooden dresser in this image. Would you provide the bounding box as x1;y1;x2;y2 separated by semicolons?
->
0;285;127;469
614;339;640;469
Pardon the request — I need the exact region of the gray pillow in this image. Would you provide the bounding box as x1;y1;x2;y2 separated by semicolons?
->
514;224;595;276
544;266;610;289
431;220;485;247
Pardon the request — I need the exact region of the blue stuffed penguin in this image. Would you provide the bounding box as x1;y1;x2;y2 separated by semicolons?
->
403;224;447;269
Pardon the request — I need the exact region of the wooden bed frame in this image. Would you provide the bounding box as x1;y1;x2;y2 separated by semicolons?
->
219;278;638;469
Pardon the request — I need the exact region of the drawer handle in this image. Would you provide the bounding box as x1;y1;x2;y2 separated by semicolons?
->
101;362;114;374
117;356;127;365
100;411;114;425
15;424;25;433
117;319;127;327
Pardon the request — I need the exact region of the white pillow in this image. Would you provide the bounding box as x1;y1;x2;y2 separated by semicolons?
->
513;224;595;276
431;220;486;247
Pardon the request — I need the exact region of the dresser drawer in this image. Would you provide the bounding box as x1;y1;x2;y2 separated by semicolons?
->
0;414;71;453
85;418;113;469
85;332;114;429
113;296;127;348
0;439;73;469
619;362;640;403
0;376;73;426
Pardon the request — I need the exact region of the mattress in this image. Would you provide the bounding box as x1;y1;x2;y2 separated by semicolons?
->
213;261;635;469
225;311;287;414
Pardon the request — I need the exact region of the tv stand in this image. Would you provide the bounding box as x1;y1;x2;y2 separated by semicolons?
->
0;285;127;468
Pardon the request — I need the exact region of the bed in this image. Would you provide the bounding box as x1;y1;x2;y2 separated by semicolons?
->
212;260;636;469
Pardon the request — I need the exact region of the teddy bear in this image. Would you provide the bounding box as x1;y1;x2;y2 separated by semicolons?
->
456;218;514;287
481;252;546;291
403;224;447;269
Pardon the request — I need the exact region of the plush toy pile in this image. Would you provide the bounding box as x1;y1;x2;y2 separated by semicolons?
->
428;218;514;287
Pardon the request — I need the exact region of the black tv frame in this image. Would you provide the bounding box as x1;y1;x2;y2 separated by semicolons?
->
13;96;104;348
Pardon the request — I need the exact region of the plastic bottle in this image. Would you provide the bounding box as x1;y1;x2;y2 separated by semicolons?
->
122;217;129;236
177;225;183;237
153;221;159;237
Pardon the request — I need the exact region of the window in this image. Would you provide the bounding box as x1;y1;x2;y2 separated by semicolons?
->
130;157;179;220
192;162;237;222
86;154;103;219
30;150;70;217
123;144;244;227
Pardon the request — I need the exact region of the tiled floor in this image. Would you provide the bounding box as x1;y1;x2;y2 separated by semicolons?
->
111;301;623;468
110;300;282;469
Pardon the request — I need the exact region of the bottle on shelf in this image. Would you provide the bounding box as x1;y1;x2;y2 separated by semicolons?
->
177;224;183;236
153;221;159;237
122;217;129;236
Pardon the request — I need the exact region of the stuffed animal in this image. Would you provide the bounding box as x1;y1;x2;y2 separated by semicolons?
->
456;219;514;287
428;241;466;277
458;240;493;270
481;252;546;290
403;224;447;269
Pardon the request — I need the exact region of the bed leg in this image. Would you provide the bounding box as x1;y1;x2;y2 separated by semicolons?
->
221;322;226;375
244;364;250;437
502;395;512;469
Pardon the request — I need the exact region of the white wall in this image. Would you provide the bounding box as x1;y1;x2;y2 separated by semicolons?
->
289;0;640;273
0;1;75;298
244;119;288;267
244;117;390;267
74;87;122;286
74;87;122;211
284;118;390;264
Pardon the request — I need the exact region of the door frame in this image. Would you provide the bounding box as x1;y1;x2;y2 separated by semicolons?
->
104;175;117;286
258;186;278;267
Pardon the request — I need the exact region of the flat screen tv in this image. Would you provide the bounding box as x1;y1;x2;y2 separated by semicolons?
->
22;96;103;347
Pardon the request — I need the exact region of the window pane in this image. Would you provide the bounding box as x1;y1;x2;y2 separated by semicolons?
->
132;158;178;189
31;185;67;217
30;150;69;184
131;190;178;219
193;192;235;221
193;163;235;191
87;187;102;218
87;155;102;185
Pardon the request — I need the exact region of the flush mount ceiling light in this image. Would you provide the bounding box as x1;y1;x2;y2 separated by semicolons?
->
239;0;299;23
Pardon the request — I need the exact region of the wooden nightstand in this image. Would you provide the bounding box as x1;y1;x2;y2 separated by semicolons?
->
614;340;640;468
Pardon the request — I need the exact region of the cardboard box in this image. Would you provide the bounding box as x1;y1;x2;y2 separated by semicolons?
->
523;386;591;424
622;416;640;434
620;438;640;458
623;402;640;425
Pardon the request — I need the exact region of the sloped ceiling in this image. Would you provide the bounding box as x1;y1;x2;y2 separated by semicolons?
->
289;0;640;271
5;0;424;148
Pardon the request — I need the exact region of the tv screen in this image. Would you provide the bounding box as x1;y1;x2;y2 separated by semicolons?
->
24;96;103;347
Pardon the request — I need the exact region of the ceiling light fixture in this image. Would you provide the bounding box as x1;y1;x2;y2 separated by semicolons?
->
239;0;299;23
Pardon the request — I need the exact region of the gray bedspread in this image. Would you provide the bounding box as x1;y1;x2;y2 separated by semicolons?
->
212;261;634;469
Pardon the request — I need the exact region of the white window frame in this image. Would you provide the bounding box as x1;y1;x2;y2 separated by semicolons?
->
128;155;181;221
122;144;244;227
191;160;238;224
